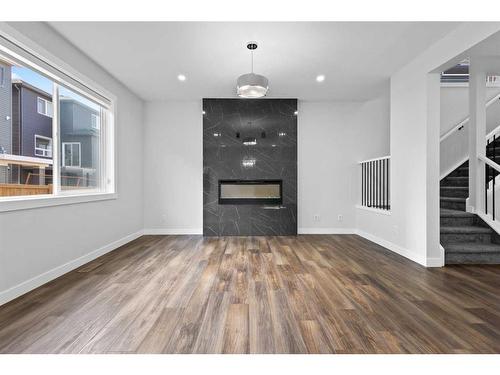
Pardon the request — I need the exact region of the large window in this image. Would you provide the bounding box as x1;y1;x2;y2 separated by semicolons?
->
0;34;115;209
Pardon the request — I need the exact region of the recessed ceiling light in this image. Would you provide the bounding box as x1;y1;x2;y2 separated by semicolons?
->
294;111;298;116
202;110;206;115
316;75;325;83
177;74;186;82
278;131;286;137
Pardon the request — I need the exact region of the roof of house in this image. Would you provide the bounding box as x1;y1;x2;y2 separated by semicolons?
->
12;79;52;99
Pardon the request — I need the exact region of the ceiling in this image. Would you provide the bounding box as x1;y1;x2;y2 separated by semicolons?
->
48;22;461;102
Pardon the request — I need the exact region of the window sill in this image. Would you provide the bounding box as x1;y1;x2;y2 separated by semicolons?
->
0;192;117;212
355;205;391;215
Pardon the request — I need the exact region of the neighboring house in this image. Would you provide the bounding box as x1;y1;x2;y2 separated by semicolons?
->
59;97;100;188
1;75;99;188
0;61;12;183
11;79;53;185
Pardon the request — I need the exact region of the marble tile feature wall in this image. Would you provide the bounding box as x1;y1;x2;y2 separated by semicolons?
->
203;98;298;236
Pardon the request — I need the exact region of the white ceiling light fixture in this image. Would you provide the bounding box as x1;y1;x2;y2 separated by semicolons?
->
177;74;186;81
237;42;269;98
316;74;325;83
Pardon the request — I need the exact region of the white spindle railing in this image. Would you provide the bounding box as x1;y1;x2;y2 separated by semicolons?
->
359;156;390;211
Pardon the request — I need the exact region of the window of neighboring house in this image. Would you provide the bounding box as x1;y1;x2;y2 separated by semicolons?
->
62;142;81;167
34;135;52;157
0;34;115;210
91;113;100;130
37;97;53;118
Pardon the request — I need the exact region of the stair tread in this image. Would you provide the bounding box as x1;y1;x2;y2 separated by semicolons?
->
444;242;500;254
440;197;466;202
440;225;492;234
444;176;468;180
440;209;474;218
440;186;468;190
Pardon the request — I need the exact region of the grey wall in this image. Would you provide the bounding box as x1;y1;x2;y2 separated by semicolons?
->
203;98;297;236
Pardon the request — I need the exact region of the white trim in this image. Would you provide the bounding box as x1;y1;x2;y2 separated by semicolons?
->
34;134;53;157
36;96;53;118
440;156;468;180
355;205;391;215
0;229;143;306
355;229;427;266
479;154;500;173
0;192;117;212
143;228;203;235
298;227;355;234
0;153;53;166
476;210;500;236
440;91;500;142
358;155;390;164
62;141;81;168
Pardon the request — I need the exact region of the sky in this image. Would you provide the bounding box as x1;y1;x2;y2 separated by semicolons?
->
12;66;100;111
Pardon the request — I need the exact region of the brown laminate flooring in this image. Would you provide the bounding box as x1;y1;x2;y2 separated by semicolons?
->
1;234;500;353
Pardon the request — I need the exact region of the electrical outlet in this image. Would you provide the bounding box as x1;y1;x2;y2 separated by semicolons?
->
313;214;320;222
338;214;343;222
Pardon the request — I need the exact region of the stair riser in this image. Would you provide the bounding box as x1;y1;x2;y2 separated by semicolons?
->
441;178;468;187
440;217;476;226
440;188;468;198
440;200;466;210
446;252;500;264
441;233;492;243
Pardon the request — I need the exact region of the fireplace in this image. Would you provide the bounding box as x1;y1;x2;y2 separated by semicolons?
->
218;180;282;205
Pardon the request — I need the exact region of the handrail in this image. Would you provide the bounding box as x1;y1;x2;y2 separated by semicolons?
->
479;154;500;173
440;93;500;142
358;155;390;164
486;123;500;141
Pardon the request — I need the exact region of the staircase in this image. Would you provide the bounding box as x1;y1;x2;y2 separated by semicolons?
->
440;159;500;264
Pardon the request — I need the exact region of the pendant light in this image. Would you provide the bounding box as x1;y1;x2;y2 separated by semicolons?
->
237;41;269;98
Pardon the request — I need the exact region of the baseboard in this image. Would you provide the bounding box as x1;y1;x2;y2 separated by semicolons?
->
355;229;427;267
298;228;355;234
143;228;203;235
0;229;144;307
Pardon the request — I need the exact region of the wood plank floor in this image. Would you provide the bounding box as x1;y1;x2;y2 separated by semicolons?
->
1;234;500;353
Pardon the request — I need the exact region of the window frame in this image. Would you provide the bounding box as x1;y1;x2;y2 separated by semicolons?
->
37;96;53;118
62;142;81;168
34;134;53;158
0;24;117;212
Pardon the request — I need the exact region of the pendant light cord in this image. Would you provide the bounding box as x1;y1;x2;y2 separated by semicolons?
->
251;49;254;73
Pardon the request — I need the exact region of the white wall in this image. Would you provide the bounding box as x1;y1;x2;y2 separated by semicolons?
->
299;94;389;233
142;95;389;234
357;22;500;267
143;101;203;234
440;86;500;178
0;23;145;304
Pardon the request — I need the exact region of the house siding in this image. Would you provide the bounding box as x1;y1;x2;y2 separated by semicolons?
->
60;100;99;169
0;63;12;183
19;86;52;158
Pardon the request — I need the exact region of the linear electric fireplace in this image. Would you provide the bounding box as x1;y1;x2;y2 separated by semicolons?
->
218;179;282;205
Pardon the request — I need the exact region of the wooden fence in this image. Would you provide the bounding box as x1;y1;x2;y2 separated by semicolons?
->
0;184;53;197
